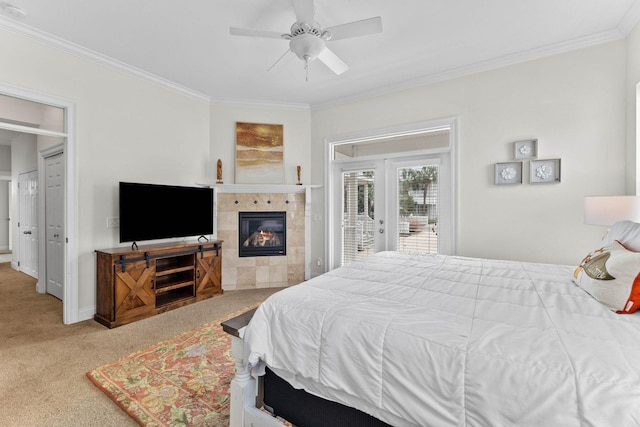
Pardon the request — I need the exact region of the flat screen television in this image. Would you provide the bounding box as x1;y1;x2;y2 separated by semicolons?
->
119;182;213;243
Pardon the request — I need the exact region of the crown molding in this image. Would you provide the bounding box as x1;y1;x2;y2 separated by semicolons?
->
311;29;626;111
0;17;211;103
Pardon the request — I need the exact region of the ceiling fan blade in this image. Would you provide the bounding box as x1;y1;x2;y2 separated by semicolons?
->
324;17;382;41
317;47;349;75
230;27;285;39
293;0;315;23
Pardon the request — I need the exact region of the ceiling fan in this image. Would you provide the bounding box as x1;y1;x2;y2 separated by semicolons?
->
230;0;382;79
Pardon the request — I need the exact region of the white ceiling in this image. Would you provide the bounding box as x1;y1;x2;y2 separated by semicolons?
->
1;0;639;108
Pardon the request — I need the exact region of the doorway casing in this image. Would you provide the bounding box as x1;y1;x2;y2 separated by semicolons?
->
0;82;78;324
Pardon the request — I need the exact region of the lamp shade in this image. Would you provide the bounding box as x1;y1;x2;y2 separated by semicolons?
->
584;196;640;226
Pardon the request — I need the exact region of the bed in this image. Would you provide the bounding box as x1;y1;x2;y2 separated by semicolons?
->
223;220;640;427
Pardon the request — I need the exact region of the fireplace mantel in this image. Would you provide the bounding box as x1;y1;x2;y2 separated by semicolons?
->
197;183;321;193
199;183;321;221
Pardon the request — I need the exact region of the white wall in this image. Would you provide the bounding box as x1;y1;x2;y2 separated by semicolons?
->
0;27;211;316
0;94;64;131
0;145;10;171
209;103;311;186
311;40;627;267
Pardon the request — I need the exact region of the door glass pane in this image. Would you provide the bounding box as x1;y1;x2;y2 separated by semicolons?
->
341;170;375;266
396;165;439;254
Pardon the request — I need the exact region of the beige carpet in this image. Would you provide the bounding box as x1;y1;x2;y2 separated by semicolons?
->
0;262;281;426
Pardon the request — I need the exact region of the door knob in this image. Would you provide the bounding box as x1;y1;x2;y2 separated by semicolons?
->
379;228;384;233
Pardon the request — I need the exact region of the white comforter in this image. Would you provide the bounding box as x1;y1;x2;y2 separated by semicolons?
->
244;252;640;426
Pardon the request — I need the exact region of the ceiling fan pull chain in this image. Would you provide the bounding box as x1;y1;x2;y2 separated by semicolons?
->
305;56;309;82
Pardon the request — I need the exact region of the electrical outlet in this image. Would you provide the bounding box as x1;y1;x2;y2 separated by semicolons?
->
316;258;322;266
106;217;120;228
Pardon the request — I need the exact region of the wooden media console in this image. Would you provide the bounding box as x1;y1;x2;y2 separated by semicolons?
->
95;240;223;328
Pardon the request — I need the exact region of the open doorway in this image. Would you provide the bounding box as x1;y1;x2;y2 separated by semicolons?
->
0;86;77;323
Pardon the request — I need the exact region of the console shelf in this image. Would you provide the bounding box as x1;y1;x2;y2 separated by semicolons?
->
95;240;223;328
156;265;194;276
156;289;194;308
155;280;194;294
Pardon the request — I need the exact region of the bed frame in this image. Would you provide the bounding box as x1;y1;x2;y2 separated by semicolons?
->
221;308;391;427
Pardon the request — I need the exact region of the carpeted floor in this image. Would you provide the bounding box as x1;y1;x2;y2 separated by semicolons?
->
0;262;282;426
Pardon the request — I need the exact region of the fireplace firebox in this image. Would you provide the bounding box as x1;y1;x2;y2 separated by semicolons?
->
238;211;286;257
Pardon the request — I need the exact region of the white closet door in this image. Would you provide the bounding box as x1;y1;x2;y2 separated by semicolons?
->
45;153;64;300
18;170;38;278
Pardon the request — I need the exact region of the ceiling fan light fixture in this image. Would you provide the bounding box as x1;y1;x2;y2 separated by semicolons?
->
289;34;325;61
290;21;323;38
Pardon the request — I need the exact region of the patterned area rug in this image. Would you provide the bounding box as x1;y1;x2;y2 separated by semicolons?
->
87;306;257;427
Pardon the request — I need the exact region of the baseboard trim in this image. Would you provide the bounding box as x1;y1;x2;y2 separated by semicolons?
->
78;305;96;323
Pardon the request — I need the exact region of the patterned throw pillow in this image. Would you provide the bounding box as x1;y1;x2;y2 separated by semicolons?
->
573;240;640;314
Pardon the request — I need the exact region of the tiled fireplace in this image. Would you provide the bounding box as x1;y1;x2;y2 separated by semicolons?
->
214;188;308;290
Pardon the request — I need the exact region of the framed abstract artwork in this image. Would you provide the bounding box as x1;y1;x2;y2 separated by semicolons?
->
235;122;284;184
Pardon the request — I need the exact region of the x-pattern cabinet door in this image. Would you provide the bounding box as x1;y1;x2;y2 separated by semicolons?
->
114;259;155;320
195;249;222;298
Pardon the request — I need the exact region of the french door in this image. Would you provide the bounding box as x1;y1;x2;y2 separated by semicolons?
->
332;160;386;268
330;154;452;269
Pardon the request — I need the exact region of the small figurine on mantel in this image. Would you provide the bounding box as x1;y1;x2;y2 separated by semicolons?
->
296;165;302;185
216;159;223;184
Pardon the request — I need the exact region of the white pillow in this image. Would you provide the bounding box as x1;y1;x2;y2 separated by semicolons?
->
601;220;640;251
573;240;640;314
